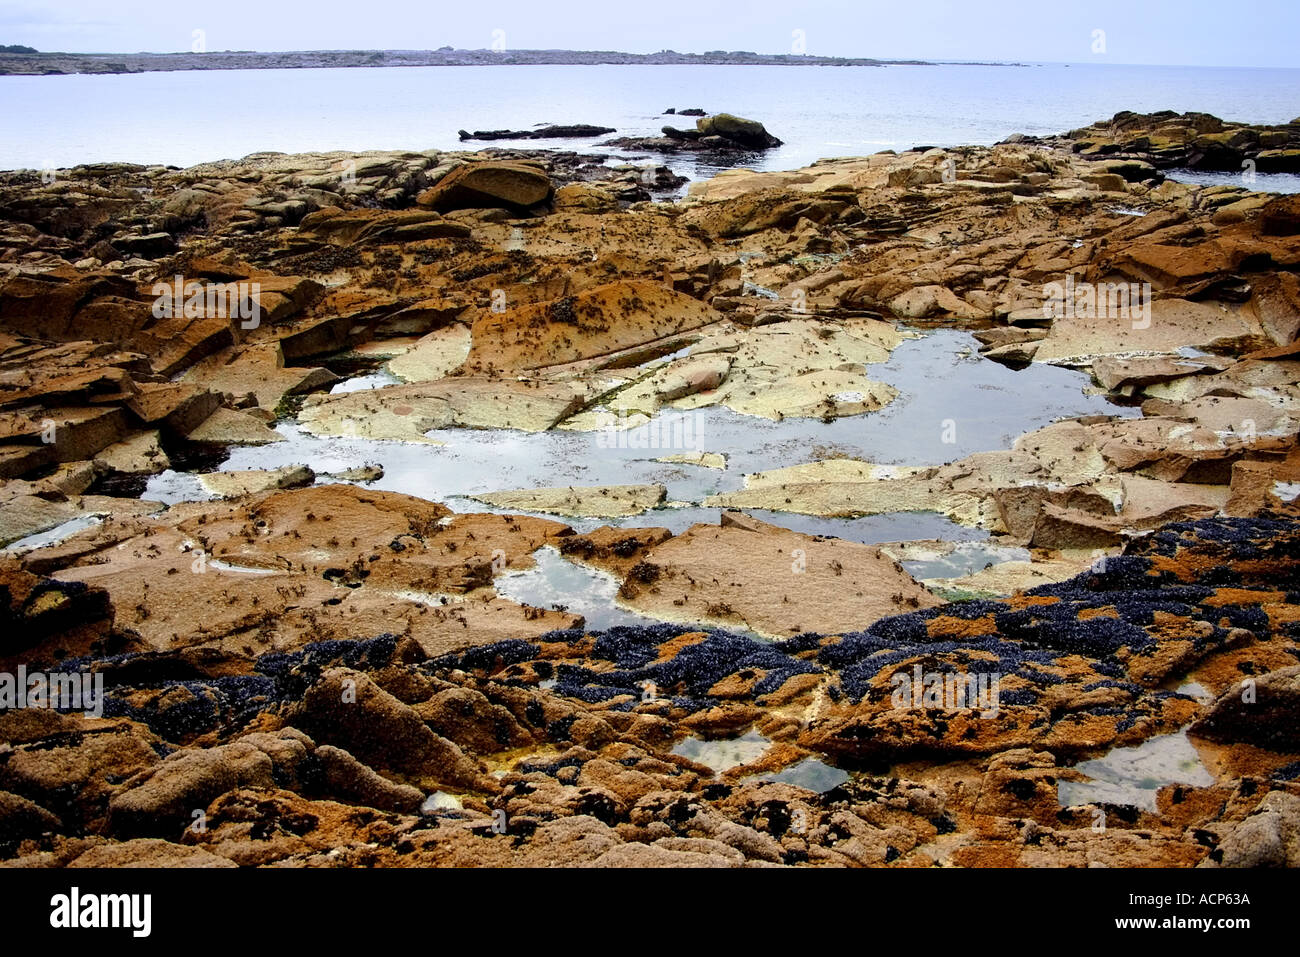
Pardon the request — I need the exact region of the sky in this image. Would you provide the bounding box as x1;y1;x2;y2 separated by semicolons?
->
2;0;1298;68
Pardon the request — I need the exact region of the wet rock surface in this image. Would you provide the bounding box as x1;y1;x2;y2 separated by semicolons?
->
2;110;1299;867
0;509;1296;868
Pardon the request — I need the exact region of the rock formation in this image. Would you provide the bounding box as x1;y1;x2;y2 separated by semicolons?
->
1;110;1298;868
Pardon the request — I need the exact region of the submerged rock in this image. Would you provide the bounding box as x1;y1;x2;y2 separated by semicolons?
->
656;451;727;470
472;484;667;518
458;125;616;141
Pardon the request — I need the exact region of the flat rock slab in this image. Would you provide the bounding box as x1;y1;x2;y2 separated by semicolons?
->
1142;358;1300;408
298;377;587;438
1092;354;1231;391
619;513;941;638
401;594;584;658
1118;474;1229;524
0;493;81;547
605;353;733;417
386;325;473;383
670;319;901;421
464;280;722;373
0;406;130;463
1033;299;1266;365
706;457;994;526
0;491;162;549
657;451;727;470
42;486;574;657
577;318;902;426
298;207;471;245
472;484;667;518
198;465;315;499
92;429;170;476
922;555;1099;598
186;407;285;445
131;315;234;379
180;343;338;412
708;419;1124;533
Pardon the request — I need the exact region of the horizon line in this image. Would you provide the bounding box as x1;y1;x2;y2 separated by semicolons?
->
2;47;1297;71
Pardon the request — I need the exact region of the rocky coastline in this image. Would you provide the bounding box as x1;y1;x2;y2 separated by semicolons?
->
0;109;1298;868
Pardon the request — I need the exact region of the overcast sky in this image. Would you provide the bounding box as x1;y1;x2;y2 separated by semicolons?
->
3;0;1298;68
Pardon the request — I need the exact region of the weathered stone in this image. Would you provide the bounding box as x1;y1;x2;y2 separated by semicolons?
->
298;377;586;437
106;741;276;838
416;161;553;211
472;484;666;518
1191;666;1300;751
185;407;284;445
291;668;489;790
619;514;939;638
197;465;315;498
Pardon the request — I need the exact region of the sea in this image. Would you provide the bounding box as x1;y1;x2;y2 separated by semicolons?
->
2;61;1300;190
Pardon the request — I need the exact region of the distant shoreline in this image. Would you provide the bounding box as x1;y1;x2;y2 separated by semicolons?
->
0;48;1028;76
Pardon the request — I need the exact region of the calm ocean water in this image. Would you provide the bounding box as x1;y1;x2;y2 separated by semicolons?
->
3;62;1299;183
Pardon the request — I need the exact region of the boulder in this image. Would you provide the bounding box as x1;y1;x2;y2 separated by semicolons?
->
1203;792;1300;867
0;790;62;845
291;668;488;790
1260;194;1300;236
111;231;177;258
416;161;553;212
413;686;533;755
1190;666;1300;751
696;113;782;149
126;382;221;435
313;745;424;813
106;741;277;838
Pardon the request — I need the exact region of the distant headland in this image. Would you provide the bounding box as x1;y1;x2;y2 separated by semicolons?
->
0;47;1011;76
